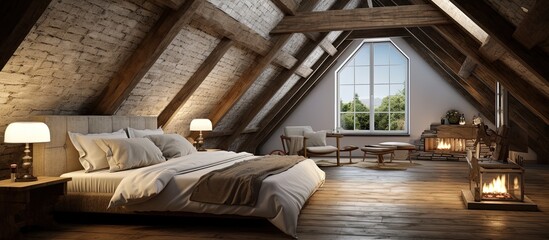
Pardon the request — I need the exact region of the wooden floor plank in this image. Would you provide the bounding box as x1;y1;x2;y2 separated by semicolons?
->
21;159;549;239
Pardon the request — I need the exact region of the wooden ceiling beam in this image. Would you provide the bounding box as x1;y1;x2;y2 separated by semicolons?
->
157;38;233;128
448;0;549;85
192;2;312;78
271;0;298;15
0;0;52;71
478;36;505;62
220;33;331;150
220;0;353;151
512;0;549;49
457;56;477;79
251;32;353;151
205;35;292;135
271;5;449;34
346;28;410;39
434;24;549;124
91;0;203;115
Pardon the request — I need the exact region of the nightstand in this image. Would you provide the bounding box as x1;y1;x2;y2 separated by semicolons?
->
0;176;71;239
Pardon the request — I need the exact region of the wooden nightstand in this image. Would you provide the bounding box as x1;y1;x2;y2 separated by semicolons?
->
0;176;71;239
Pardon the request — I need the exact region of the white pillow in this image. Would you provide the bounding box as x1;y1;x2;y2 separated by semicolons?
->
127;127;163;138
304;131;327;147
68;129;127;172
145;134;197;159
96;138;165;172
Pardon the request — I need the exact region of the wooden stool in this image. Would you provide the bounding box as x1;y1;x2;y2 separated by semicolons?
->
340;145;358;163
360;145;397;164
378;142;416;163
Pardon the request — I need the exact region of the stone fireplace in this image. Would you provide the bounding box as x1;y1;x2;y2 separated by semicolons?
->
414;124;489;161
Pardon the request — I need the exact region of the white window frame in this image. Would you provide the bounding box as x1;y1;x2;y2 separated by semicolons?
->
335;39;410;135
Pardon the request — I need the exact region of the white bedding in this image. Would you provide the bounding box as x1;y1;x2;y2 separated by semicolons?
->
61;151;325;237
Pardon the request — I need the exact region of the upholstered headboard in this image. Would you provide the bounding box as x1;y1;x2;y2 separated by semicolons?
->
32;115;157;177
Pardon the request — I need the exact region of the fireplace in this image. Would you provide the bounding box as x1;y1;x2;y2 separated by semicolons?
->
461;151;537;211
424;137;467;152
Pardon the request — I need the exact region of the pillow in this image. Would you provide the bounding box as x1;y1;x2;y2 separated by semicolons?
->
304;131;327;147
127;127;164;138
145;134;197;159
68;129;128;172
95;138;165;172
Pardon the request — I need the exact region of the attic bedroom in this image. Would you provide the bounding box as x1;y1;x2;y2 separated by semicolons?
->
1;0;548;239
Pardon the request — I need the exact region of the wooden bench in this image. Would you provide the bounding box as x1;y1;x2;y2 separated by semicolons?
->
378;142;416;163
360;145;397;164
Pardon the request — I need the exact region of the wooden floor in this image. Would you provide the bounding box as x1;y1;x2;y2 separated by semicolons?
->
22;159;549;239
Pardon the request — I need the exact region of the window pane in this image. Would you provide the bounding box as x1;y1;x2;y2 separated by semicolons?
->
339;85;354;112
355;85;369;111
374;42;390;65
374;113;389;130
355;44;370;65
355;113;369;130
373;85;389;111
355;66;369;84
390;65;406;84
340;113;355;130
373;66;389;84
343;57;354;68
390;46;407;65
389;84;405;112
339;66;353;84
390;113;405;130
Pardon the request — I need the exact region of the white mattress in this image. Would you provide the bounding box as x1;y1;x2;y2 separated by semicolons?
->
61;169;130;193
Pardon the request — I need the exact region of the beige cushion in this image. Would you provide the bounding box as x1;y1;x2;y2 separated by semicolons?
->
145;134;197;159
306;145;338;154
96;138;165;172
127;127;163;138
284;126;313;136
68;129;128;172
304;131;327;146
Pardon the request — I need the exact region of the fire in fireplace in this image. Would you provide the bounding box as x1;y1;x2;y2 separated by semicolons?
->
481;173;522;201
424;137;467;152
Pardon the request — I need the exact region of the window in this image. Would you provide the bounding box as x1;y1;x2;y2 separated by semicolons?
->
336;40;409;134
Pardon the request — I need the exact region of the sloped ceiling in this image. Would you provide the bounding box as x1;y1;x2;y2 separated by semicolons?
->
0;0;547;175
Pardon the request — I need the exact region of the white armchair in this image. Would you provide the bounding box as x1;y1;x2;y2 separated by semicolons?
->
280;126;342;166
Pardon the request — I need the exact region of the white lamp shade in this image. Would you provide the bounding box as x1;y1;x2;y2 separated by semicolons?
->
4;122;51;143
190;119;212;131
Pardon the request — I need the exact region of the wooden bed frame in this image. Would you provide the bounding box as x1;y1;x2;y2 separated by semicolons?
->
32;115;157;213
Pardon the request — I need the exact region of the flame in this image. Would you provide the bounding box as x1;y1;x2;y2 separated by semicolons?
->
437;140;451;150
483;175;507;194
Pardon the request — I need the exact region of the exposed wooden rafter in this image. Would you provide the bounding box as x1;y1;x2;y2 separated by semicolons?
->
478;36;505;62
192;2;312;78
91;0;203;115
271;4;449;34
219;0;353;150
0;0;52;71
434;24;549;125
157;38;233;128
457;56;477;79
512;0;549;49
448;0;549;85
252;32;353;151
347;28;409;39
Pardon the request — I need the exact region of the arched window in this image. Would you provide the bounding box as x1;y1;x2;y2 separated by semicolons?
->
336;40;409;134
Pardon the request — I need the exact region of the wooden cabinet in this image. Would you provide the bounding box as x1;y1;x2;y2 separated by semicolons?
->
0;177;71;239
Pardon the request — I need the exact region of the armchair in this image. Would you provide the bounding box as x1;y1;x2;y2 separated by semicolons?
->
280;126;342;166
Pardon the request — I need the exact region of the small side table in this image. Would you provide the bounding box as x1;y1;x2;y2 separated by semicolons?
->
0;176;71;239
340;145;358;163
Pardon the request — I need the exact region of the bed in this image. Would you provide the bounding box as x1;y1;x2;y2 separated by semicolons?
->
31;115;325;237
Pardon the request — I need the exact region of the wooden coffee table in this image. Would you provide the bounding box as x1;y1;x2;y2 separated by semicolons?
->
379;142;416;163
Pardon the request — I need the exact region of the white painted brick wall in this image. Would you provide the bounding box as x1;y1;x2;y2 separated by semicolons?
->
208;0;283;39
282;34;308;56
247;74;301;129
213;65;282;132
117;25;221;116
165;45;257;136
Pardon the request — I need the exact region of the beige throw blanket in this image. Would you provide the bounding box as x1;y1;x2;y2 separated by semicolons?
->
190;155;306;206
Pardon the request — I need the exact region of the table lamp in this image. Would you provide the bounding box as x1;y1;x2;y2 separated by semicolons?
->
4;122;50;181
190;119;212;151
